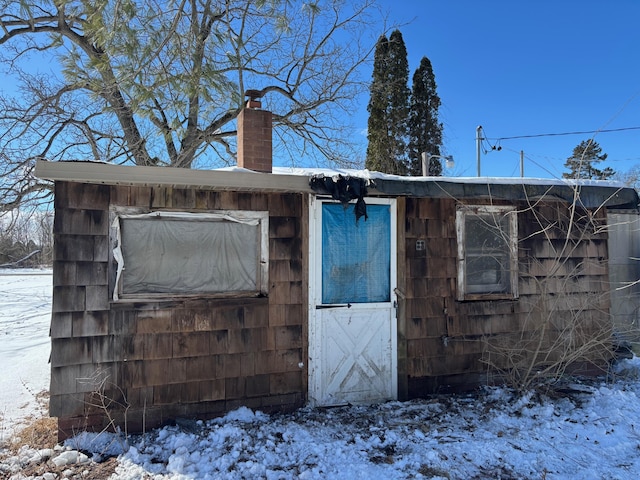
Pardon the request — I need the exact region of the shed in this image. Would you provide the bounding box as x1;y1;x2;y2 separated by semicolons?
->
36;106;640;440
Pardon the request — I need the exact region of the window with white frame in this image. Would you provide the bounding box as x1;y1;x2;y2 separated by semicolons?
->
456;206;518;300
111;210;268;300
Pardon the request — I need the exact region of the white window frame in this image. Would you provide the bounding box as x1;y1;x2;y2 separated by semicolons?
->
456;205;518;301
111;209;268;301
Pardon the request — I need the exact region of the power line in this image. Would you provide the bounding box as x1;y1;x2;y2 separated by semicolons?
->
486;126;640;142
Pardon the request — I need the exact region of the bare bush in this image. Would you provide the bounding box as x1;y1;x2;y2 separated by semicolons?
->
481;190;628;392
74;369;130;454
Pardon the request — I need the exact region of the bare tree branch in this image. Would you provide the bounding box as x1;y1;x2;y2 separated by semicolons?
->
0;0;381;208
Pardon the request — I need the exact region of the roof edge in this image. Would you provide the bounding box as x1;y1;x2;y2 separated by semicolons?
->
35;160;314;193
35;160;639;210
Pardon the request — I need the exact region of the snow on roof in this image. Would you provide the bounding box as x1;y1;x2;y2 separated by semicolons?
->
271;166;629;189
268;166;637;210
35;160;638;210
37;160;628;189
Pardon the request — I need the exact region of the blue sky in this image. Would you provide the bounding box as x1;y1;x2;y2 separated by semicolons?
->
358;0;640;179
4;1;638;179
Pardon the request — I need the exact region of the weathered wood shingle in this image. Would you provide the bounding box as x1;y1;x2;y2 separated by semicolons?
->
51;182;307;439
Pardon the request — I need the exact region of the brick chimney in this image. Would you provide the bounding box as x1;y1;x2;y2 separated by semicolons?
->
237;93;272;173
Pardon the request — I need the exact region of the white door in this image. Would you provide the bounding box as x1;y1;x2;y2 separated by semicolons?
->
309;197;397;406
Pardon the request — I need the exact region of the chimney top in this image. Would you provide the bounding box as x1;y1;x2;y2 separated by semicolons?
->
244;89;263;100
244;89;263;109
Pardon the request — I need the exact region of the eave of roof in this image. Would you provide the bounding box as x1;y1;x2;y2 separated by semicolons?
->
35;160;314;193
35;160;639;210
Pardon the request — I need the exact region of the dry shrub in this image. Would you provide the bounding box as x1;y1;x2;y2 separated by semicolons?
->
481;196;622;392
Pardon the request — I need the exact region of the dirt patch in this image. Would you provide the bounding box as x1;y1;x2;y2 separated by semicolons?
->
14;454;118;479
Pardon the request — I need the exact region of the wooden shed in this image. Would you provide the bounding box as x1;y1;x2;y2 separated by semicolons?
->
36;107;639;440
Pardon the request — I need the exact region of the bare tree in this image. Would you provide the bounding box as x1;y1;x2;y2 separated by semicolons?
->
616;164;640;191
0;0;379;210
0;207;52;266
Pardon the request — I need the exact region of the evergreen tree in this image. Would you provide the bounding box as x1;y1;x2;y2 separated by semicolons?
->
366;30;410;174
562;140;615;180
408;56;443;176
365;34;390;173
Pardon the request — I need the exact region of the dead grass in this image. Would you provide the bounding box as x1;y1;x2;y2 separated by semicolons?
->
1;416;118;479
6;416;57;451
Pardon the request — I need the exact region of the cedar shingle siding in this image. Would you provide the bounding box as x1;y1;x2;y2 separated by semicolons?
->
51;182;307;439
50;178;620;440
402;197;611;394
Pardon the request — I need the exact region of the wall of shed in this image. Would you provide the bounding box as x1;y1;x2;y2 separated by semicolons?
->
50;181;617;436
50;181;307;439
607;212;640;346
403;197;612;394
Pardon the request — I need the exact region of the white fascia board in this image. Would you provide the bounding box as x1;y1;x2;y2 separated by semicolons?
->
35;160;315;193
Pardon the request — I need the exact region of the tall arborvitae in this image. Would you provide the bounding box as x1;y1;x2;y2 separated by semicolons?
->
365;30;410;174
408;56;443;176
562;140;615;180
365;34;389;173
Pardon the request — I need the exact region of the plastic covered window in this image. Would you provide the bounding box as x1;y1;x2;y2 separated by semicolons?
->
112;211;268;300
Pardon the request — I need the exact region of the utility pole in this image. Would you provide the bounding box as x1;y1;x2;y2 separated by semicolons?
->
476;125;483;176
520;150;524;177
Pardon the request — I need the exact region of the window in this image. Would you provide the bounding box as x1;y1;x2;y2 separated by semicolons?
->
321;202;391;304
456;206;518;300
112;210;268;300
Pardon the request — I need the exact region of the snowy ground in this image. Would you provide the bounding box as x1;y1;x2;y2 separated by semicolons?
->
0;269;51;442
2;271;640;479
64;371;640;479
